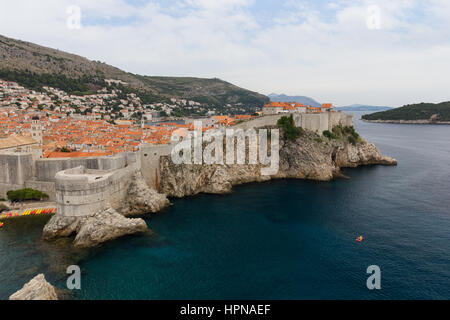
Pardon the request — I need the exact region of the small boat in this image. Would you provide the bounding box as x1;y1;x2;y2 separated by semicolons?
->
356;236;364;242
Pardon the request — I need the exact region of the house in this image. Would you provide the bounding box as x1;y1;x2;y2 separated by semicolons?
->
294;103;307;113
263;102;294;115
321;103;333;110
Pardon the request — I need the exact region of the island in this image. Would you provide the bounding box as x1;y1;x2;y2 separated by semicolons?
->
362;101;450;124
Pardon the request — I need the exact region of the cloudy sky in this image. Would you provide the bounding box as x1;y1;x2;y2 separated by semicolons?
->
1;0;449;106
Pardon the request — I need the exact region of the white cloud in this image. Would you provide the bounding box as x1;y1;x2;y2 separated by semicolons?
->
0;0;449;106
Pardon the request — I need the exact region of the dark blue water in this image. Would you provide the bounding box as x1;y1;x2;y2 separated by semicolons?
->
1;113;450;299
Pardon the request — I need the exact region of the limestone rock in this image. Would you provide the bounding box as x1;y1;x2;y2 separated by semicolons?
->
73;208;148;248
336;142;397;167
43;215;80;240
9;274;58;300
159;130;397;198
43;208;148;248
120;173;170;216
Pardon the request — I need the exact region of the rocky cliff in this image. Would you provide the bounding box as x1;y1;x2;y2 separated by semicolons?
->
159;129;397;198
118;172;171;217
42;128;396;248
9;274;58;300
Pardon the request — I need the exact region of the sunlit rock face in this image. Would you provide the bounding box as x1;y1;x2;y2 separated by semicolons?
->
159;129;397;198
9;274;58;300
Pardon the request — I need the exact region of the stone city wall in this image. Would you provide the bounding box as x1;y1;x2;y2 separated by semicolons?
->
233;114;285;130
0;153;35;198
233;112;353;133
139;144;174;190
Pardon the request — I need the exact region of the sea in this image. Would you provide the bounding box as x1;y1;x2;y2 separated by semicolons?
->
1;112;449;300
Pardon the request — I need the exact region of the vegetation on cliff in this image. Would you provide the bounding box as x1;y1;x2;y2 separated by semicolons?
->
277;115;304;140
323;126;362;145
362;102;450;121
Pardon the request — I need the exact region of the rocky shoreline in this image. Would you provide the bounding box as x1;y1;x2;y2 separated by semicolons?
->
159;130;397;198
42;128;397;248
43;208;149;248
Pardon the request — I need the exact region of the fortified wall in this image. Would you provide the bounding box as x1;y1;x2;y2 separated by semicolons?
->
0;153;35;198
234;111;353;133
139;144;173;191
293;111;353;133
0;111;353;217
55;163;138;217
0;152;137;200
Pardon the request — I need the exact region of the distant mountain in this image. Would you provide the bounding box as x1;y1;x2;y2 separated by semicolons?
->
336;104;393;112
362;102;450;122
0;34;269;108
268;93;321;107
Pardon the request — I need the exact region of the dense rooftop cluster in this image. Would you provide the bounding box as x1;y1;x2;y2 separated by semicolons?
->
0;79;258;158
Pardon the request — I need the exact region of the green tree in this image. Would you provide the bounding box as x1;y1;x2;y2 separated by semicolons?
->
7;189;49;203
277;115;304;141
323;130;338;140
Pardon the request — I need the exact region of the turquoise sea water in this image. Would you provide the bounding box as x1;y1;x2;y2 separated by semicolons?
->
1;113;450;299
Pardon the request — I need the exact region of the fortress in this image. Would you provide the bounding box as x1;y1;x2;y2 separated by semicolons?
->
0;111;353;218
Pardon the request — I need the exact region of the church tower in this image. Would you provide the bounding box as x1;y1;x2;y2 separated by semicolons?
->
31;116;43;144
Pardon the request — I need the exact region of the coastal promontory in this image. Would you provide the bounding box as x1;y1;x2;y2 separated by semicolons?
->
159;127;397;198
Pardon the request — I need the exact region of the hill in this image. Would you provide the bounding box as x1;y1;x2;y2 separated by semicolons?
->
268;93;321;107
336;104;393;112
0;34;268;108
362;102;450;123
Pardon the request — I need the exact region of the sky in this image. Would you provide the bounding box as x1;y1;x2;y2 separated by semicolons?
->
1;0;450;106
